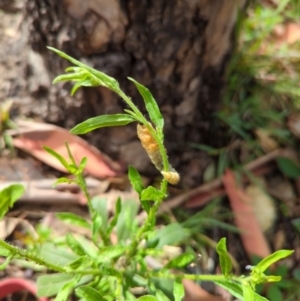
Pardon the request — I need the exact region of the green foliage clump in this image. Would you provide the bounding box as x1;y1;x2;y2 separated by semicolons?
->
0;47;294;301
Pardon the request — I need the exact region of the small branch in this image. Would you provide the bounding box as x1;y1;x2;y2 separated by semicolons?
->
0;240;65;273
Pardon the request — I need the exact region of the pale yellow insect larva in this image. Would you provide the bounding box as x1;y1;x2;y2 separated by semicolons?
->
137;124;163;170
161;171;180;185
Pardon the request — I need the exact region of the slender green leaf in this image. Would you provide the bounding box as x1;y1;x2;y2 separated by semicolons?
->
242;283;254;301
146;237;160;249
48;47;119;91
264;275;281;282
91;197;108;231
52;73;83;83
65;142;76;165
153;223;190;248
156;290;171;301
37;274;75;297
92;214;103;241
39;243;78;266
108;197;122;233
97;246;127;263
124;109;142;122
128;77;164;130
173;280;184;301
133;274;148;286
128;166;144;195
54;177;74;185
276;157;300;179
138;296;158;301
216;238;232;276
55;277;79;301
126;291;138;301
73;235;98;258
129;166;150;213
254;250;294;273
141;186;165;202
214;280;268;301
66;233;86;256
70;114;136;135
66;256;93;270
0;184;25;219
0;256;12;270
70;79;102;95
116;199;139;242
75;285;107;301
78;157;88;173
56;212;90;229
43;146;69;170
0;246;11;257
165;253;195;269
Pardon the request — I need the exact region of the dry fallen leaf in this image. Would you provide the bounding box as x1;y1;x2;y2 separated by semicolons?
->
274;22;300;45
10;120;123;179
222;169;271;258
245;183;277;233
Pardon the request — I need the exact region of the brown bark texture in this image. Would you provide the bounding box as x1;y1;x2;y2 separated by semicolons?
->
24;0;245;187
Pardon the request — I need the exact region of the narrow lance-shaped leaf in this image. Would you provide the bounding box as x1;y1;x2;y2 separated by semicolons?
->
107;197;122;233
66;234;86;256
242;283;255;301
75;286;107;301
138;296;158;301
128;166;144;195
128;166;150;213
48;47;120;92
56;212;90;229
43;146;69;170
156;290;171;301
216;238;232;277
128;77;164;130
173;280;184;301
55;277;79;301
165;253;195;269
254;249;294;273
70;114;136;135
214;280;268;301
37;274;75;297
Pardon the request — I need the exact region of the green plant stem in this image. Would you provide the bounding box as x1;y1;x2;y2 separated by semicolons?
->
151;271;244;283
117;91;146;124
0;240;65;273
77;174;110;246
125;196;165;262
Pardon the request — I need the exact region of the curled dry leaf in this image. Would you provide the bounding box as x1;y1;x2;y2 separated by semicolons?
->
222;169;271;258
10;120;123;178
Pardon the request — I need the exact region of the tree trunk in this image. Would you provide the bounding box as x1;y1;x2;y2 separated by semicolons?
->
25;0;246;187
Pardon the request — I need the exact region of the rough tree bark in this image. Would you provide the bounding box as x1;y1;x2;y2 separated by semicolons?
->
24;0;246;187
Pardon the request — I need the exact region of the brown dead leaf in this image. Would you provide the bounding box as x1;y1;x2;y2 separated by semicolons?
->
10;120;123;178
0;217;38;241
183;279;224;301
245;183;277;233
222;169;271;258
274;22;300;45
